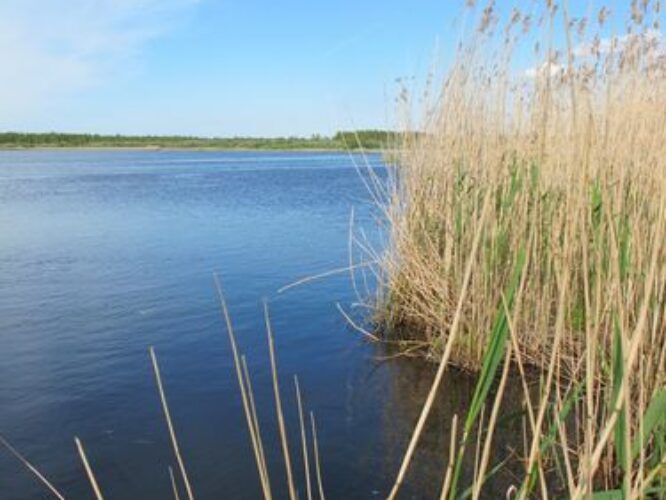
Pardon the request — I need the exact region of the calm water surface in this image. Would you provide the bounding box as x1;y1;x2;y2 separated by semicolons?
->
0;151;521;499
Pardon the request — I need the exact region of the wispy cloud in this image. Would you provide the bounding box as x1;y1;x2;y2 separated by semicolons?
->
524;62;565;79
574;28;663;57
523;29;664;79
0;0;199;127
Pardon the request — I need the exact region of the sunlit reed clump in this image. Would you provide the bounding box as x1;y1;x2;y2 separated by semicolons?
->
374;0;665;497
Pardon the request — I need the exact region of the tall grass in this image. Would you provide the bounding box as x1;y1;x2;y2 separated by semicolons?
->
374;0;666;497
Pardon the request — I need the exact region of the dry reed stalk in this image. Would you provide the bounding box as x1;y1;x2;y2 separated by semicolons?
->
294;376;313;500
214;277;325;500
240;355;270;486
149;347;194;500
335;302;380;341
554;379;576;494
263;302;297;500
438;414;458;500
0;433;65;500
310;412;325;500
277;262;377;295
520;269;570;500
213;274;272;499
168;466;181;500
74;437;104;500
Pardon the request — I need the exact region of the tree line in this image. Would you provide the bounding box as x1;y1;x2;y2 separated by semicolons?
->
0;130;397;150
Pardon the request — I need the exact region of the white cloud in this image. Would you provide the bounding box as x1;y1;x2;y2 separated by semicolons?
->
0;0;199;127
574;28;663;58
523;29;664;80
524;62;565;79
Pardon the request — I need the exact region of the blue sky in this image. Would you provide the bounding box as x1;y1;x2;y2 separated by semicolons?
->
0;1;656;137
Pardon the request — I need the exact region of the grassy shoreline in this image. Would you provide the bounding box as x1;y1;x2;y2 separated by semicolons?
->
0;130;394;152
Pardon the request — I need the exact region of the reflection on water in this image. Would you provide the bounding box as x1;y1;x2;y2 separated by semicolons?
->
0;150;525;499
353;351;527;498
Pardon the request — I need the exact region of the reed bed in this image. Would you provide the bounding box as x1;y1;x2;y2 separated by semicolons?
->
371;0;666;497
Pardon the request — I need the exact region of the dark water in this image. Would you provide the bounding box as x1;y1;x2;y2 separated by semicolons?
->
0;151;522;499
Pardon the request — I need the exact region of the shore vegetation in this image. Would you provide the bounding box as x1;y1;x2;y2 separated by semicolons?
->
368;0;666;497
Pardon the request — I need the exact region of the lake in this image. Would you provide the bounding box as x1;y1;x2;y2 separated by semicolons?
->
0;150;521;499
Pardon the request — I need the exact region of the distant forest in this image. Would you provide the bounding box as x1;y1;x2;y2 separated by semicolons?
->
0;130;397;150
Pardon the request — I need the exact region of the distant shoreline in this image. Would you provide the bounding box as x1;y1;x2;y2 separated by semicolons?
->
0;130;394;152
0;146;377;152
